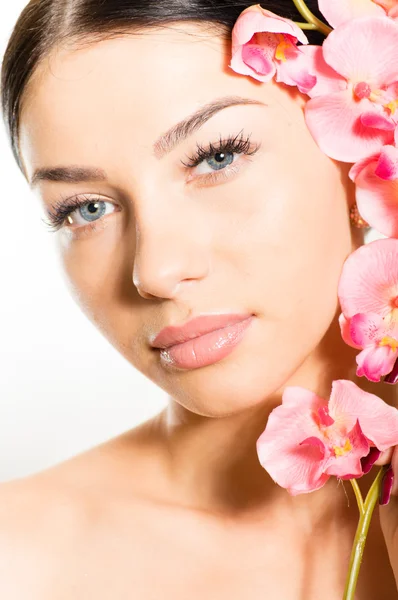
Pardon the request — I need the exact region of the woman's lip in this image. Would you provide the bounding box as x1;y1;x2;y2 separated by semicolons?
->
151;313;254;349
158;316;255;370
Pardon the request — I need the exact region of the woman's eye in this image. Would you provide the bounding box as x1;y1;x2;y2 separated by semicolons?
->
195;151;237;174
182;133;261;184
66;200;116;227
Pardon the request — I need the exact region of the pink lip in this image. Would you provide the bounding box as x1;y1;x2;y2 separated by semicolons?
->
152;314;255;370
151;313;254;349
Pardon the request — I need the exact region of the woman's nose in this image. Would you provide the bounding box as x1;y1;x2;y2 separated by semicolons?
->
132;208;210;301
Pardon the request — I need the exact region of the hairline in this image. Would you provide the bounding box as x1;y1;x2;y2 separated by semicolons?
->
17;20;231;178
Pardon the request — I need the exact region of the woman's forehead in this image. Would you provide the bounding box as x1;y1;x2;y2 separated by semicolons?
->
18;28;272;180
21;26;229;116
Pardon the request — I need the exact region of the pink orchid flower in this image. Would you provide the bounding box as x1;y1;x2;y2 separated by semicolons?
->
345;312;398;381
229;4;316;94
318;0;398;28
301;17;398;162
256;380;398;495
373;0;398;17
349;130;398;237
338;238;398;321
338;238;398;379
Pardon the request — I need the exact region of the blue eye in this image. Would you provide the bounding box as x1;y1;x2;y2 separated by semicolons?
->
77;201;107;222
44;196;118;233
182;131;260;172
205;152;234;171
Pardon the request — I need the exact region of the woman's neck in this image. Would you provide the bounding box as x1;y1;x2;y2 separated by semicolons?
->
153;312;397;522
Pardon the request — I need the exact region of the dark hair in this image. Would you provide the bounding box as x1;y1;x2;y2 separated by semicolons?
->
1;0;324;175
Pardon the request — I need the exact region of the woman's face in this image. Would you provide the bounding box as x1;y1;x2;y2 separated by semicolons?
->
19;25;357;416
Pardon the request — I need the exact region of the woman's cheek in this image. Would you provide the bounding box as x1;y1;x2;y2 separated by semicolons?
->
57;220;127;318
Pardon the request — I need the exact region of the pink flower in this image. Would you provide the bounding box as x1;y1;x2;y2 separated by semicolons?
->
318;0;398;28
302;17;398;162
338;238;398;320
229;4;316;94
349;132;398;237
338;238;398;380
256;380;398;495
374;0;398;18
349;312;398;381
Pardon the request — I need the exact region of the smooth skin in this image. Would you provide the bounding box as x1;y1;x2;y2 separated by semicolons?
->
0;24;397;598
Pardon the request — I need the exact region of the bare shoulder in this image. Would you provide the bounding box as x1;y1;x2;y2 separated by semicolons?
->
0;459;102;598
0;426;150;600
0;411;169;597
0;419;164;598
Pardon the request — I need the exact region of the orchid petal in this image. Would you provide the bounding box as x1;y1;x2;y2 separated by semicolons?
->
375;145;398;180
339;313;362;349
230;40;277;81
338;238;398;317
231;5;308;47
356;344;397;381
275;48;316;94
256;387;330;495
324;420;369;479
361;111;396;131
299;46;347;98
230;5;308;83
300;436;327;455
374;0;398;13
355;160;398;237
322;17;398;87
361;446;382;474
350;312;384;346
241;44;276;78
318;0;385;28
328;380;398;451
349;152;382;181
305;91;394;162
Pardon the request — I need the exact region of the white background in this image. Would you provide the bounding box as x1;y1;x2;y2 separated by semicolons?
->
0;1;167;482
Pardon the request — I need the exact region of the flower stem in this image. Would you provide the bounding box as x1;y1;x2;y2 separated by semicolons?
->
350;478;365;516
291;0;333;36
343;467;388;600
294;22;318;30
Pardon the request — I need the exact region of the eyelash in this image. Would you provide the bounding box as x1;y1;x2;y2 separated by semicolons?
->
42;193;110;234
181;130;260;168
43;131;261;233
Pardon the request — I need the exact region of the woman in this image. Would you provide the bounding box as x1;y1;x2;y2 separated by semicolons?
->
0;0;397;597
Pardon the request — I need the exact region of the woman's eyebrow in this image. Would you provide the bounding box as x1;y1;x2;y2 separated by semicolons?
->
29;95;265;188
30;165;107;189
153;95;266;158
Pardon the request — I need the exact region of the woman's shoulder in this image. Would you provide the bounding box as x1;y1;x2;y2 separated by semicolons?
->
0;448;108;596
0;422;153;528
0;473;82;597
0;426;156;598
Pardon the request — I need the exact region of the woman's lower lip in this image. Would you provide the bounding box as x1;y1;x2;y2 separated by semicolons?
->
159;316;254;370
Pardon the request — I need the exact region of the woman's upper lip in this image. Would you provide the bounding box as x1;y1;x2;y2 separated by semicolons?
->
150;313;254;349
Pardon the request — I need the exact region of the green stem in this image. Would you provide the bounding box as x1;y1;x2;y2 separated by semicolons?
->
294;22;318;30
343;467;388;600
350;478;365;516
291;0;333;36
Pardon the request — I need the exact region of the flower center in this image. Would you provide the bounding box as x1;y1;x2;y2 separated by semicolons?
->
274;33;291;62
312;408;353;457
314;406;335;427
385;99;398;115
353;82;372;100
333;438;352;457
379;335;398;350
